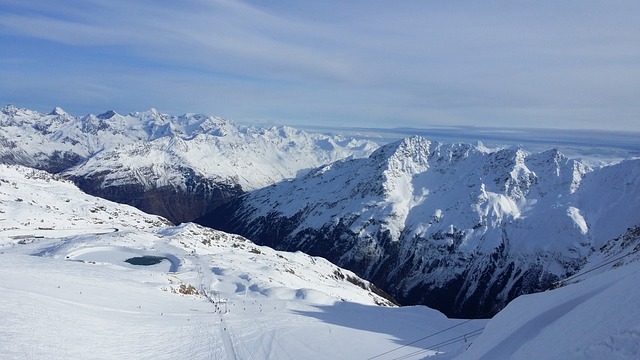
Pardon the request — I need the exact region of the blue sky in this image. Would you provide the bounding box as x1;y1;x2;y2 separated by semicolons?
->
1;0;639;131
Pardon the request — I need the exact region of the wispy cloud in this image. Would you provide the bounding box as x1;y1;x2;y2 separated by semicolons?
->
1;0;639;131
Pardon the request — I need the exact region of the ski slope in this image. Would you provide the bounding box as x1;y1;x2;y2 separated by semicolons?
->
0;165;485;359
0;253;487;359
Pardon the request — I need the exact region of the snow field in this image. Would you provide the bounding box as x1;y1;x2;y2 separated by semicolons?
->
0;238;486;359
455;257;640;360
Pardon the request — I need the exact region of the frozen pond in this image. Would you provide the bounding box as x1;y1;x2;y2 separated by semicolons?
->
125;255;168;266
65;246;181;272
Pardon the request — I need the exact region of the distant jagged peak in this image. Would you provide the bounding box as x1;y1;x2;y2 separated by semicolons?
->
527;147;569;166
130;109;230;138
525;148;590;194
276;125;304;138
165;135;190;153
429;141;476;164
1;103;19;115
362;138;587;201
370;136;490;177
475;140;505;154
489;146;529;164
48;106;68;116
371;136;432;163
177;112;224;125
526;148;566;175
96;110;119;120
541;147;564;159
137;107;162;117
1;104;38;119
175;113;233;137
129;108;169;125
251;124;304;139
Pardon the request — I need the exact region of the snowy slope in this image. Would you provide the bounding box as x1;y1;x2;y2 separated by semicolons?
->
451;243;640;360
1;164;493;359
0;105;377;223
200;136;640;317
1;165;171;236
0;164;395;306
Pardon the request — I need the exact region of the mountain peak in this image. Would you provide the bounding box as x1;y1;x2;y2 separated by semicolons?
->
97;110;118;119
1;104;39;121
372;136;432;162
2;104;18;114
48;107;68;116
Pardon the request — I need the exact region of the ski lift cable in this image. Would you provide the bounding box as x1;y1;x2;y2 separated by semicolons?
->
369;238;639;360
389;328;484;360
390;327;485;360
552;246;640;288
365;319;473;360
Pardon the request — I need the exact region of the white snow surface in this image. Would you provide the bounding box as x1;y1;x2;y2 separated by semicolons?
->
1;164;488;359
452;256;640;360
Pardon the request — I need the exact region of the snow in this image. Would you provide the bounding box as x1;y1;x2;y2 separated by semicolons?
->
566;206;589;235
576;158;640;246
0;164;488;359
9;226;625;360
453;256;640;360
0;105;378;193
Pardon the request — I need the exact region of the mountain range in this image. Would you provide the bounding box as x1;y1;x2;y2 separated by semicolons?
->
0;104;376;223
2;105;639;319
2;105;640;358
198;136;640;317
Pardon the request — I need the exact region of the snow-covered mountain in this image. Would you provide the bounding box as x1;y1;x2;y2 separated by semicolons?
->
198;136;640;317
0;105;377;223
3;145;639;359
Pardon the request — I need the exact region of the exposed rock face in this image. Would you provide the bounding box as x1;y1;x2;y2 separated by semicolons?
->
69;169;243;224
198;137;640;318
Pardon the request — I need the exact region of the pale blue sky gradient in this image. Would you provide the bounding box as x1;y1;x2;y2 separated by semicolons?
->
1;0;639;131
